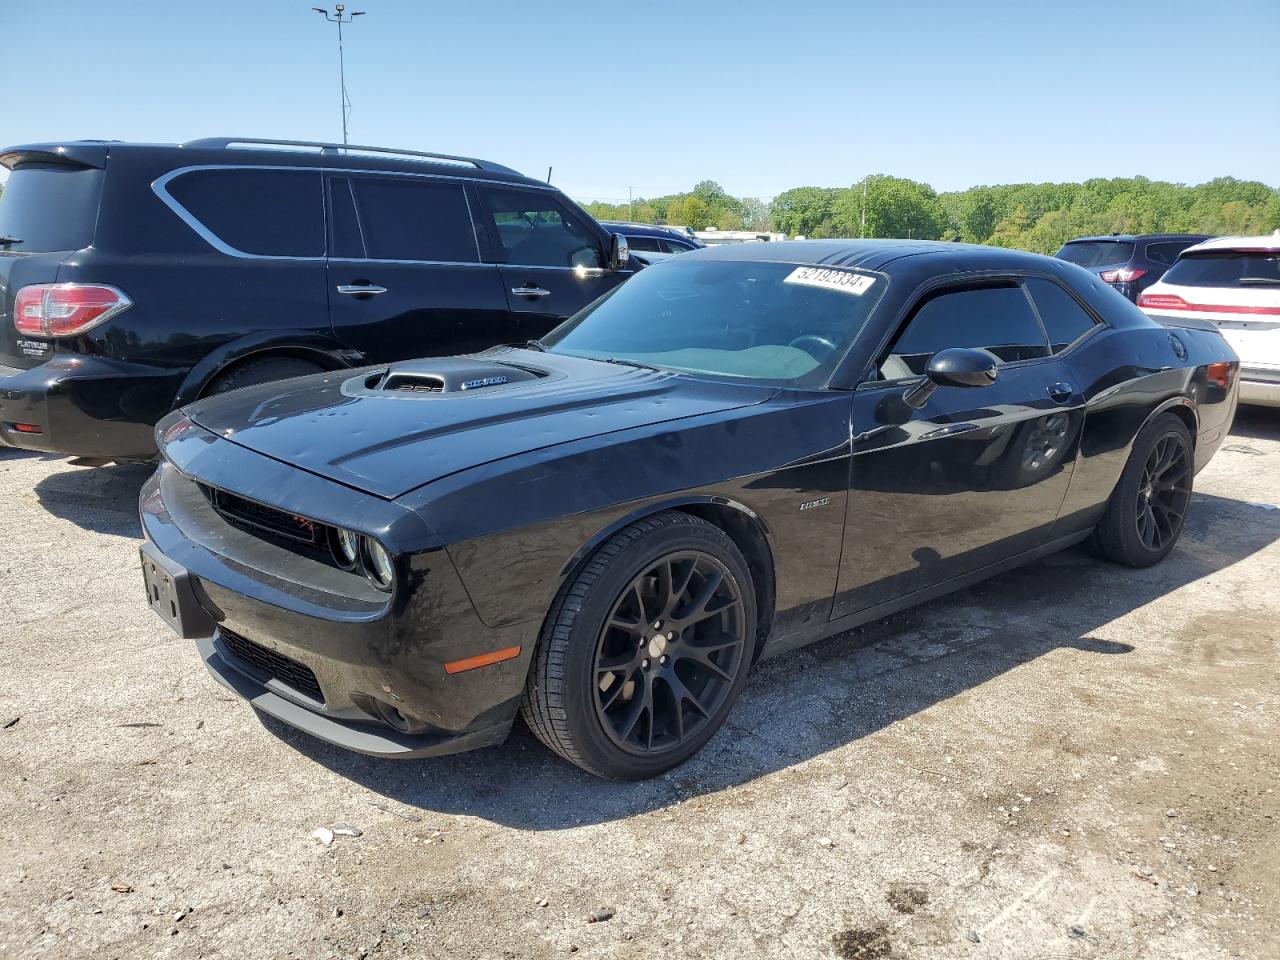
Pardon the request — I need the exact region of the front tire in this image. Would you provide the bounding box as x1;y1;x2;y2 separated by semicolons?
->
1091;412;1194;567
521;512;756;780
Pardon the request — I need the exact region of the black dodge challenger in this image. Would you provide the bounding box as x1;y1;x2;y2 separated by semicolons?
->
140;241;1239;780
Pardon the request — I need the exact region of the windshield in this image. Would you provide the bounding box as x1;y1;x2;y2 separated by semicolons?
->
1056;240;1135;269
543;258;885;386
1161;251;1280;287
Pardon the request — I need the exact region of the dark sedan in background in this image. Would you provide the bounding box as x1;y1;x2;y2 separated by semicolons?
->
139;240;1238;780
598;221;704;262
1056;233;1210;302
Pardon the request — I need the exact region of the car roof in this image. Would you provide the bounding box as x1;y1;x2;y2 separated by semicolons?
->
0;137;544;186
1180;232;1280;255
1064;233;1211;243
599;221;700;241
689;238;1058;272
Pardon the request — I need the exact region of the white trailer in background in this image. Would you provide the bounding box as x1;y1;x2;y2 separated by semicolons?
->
694;228;787;246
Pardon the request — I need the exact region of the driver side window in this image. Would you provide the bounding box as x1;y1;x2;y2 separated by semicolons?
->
479;188;602;269
879;281;1050;381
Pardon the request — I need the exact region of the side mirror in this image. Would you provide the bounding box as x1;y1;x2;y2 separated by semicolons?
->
903;347;999;409
609;232;630;270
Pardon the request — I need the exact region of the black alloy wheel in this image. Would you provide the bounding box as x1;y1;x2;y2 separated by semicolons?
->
593;551;746;756
521;511;757;780
1135;432;1192;551
1091;413;1194;568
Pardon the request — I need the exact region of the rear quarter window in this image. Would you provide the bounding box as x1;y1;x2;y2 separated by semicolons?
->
164;168;325;257
0;163;104;253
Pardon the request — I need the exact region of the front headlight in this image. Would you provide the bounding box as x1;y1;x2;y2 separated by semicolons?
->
363;537;395;591
332;527;360;569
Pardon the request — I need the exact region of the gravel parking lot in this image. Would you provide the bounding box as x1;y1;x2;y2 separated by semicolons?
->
1;412;1278;960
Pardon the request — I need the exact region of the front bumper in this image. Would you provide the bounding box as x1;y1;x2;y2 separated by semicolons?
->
196;632;510;758
140;437;538;759
0;354;182;459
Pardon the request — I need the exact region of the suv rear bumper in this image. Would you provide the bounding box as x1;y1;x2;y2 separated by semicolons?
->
0;355;181;459
1239;365;1280;407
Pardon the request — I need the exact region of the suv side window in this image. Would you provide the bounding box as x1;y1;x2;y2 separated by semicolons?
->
1147;241;1196;266
1024;277;1099;352
626;235;663;252
345;176;477;263
879;282;1049;380
167;168;324;257
478;188;602;268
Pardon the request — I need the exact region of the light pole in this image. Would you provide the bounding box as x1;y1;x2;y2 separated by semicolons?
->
312;4;365;145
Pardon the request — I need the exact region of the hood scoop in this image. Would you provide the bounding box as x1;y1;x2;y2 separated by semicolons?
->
368;357;544;396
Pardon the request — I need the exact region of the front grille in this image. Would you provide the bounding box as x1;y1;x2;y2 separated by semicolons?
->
219;628;324;702
201;484;323;545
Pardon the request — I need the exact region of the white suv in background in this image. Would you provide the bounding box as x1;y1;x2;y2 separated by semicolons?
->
1139;232;1280;406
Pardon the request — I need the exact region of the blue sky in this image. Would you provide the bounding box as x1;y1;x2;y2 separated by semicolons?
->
3;0;1277;201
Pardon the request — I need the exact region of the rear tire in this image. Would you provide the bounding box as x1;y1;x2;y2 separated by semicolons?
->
521;511;756;780
1091;413;1194;568
207;356;325;395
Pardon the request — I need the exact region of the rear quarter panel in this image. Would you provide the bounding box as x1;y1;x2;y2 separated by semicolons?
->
1054;323;1237;536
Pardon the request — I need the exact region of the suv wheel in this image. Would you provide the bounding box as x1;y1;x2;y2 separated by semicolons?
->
207;357;325;395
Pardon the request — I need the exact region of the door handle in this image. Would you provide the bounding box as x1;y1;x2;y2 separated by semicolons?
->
336;284;388;296
511;286;552;299
1047;381;1074;403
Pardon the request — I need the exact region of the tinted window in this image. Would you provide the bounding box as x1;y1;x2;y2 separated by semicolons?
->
1056;240;1135;268
168;168;323;257
660;238;694;254
1161;252;1280;287
1025;277;1098;352
0;164;103;253
544;260;884;387
480;188;602;268
328;177;363;258
882;283;1048;379
1146;240;1199;266
348;177;477;262
626;235;663;252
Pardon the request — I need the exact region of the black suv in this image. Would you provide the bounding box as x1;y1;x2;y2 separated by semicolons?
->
0;137;636;460
1054;233;1209;303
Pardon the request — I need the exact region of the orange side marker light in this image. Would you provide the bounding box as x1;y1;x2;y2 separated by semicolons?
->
443;646;522;675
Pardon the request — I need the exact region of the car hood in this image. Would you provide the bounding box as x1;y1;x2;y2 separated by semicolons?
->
184;348;777;499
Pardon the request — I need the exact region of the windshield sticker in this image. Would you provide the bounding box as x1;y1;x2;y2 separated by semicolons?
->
784;266;876;296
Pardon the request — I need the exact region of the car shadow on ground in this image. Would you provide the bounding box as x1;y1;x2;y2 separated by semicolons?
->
263;489;1280;830
31;460;154;538
1226;406;1280;443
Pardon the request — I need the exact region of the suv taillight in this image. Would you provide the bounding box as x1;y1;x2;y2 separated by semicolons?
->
13;283;132;338
1138;293;1190;311
1100;267;1147;283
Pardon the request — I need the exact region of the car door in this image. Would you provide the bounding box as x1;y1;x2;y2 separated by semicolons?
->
326;174;512;363
473;185;632;341
831;278;1088;619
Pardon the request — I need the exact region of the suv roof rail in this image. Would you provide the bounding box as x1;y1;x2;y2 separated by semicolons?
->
181;137;524;176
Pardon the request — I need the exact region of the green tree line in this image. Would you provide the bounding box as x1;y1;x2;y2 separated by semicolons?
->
582;175;1280;253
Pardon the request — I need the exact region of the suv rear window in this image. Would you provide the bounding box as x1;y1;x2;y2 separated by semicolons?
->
0;163;103;253
166;168;324;257
1056;240;1135;269
1161;252;1280;287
